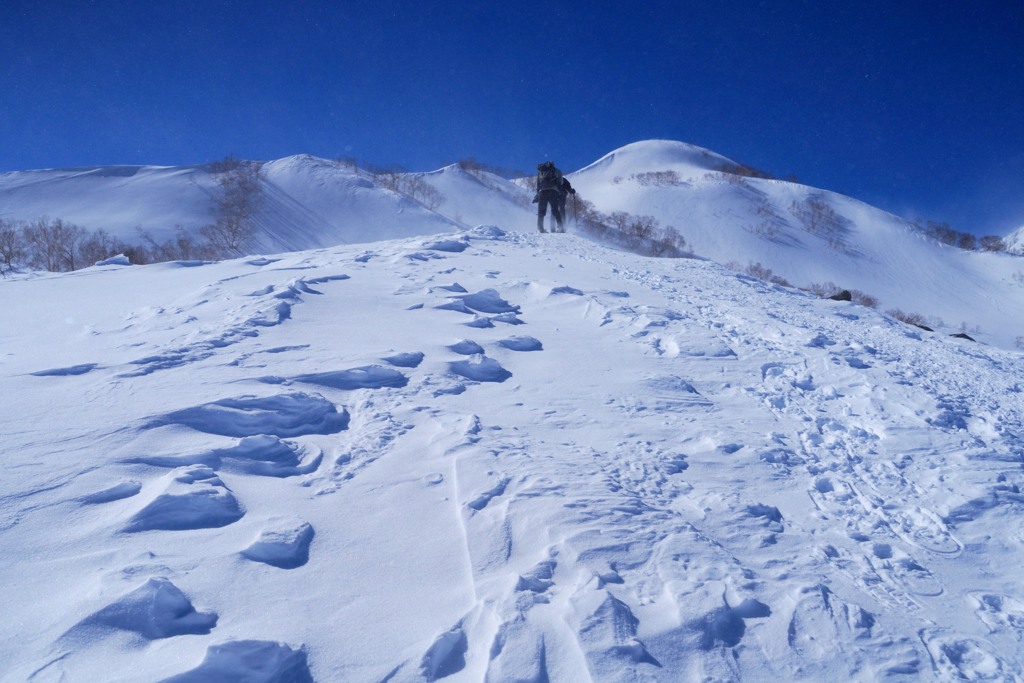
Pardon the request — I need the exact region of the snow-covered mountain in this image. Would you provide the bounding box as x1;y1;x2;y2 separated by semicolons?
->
1006;225;1024;255
0;156;457;253
3;226;1024;681
3;140;1023;349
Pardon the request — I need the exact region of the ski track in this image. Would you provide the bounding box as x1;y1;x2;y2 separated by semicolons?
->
3;227;1024;681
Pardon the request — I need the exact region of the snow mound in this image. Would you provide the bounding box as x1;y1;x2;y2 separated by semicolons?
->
573;139;738;178
162;640;312;682
64;578;217;642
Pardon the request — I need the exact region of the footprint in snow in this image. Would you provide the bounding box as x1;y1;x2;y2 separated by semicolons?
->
919;628;1017;682
967;591;1024;638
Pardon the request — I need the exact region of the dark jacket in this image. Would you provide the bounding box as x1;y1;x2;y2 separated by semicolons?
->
537;165;563;195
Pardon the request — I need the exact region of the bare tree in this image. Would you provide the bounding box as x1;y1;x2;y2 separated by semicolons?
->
0;218;26;274
401;175;444;210
77;228;119;266
365;163;406;192
140;225;214;262
23;217;87;271
980;235;1006;252
202;157;264;257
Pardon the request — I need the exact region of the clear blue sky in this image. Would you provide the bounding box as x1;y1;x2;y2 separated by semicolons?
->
2;1;1022;235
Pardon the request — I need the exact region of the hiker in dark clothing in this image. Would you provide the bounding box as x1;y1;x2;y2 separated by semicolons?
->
532;161;564;233
555;177;576;232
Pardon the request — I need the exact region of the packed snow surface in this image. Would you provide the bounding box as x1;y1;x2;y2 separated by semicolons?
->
3;226;1024;681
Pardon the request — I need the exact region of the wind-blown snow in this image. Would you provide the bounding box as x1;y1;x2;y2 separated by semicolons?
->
3;224;1024;681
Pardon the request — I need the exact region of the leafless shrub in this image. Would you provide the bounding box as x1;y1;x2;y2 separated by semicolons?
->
981;235;1006;252
957;233;977;251
607;212;655;245
806;281;843;298
568;198;688;257
924;220;990;252
887;308;929;328
23;217;88;271
206;155;246;174
368;165;445;210
401;175;444;210
633;170;682;187
804;281;879;308
77;229;128;265
202;158;264;257
651;225;689;256
139;226;214;262
455;157;526;179
714;162;775;179
749;201;783;238
791;195;841;239
0;218;26;274
366;163;406;191
850;290;879;309
743;261;790;287
704;170;749;186
332;156;359;171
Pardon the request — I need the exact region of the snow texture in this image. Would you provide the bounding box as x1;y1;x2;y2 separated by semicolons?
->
3;141;1024;681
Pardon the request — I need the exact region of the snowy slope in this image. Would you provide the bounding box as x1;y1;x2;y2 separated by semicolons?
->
256;156;457;251
0;164;214;239
416;165;537;231
569;141;1024;349
3;227;1024;681
1006;225;1024;255
3;140;1024;349
0;157;457;252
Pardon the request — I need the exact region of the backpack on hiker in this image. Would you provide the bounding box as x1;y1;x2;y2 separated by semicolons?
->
536;162;562;193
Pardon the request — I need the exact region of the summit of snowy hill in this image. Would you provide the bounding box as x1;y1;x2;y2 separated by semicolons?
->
567;141;1024;350
3;227;1024;681
573;139;740;179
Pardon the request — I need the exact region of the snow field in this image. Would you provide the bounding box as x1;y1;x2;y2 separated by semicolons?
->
2;226;1024;680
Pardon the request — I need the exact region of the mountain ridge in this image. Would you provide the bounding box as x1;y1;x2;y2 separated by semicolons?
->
2;140;1023;348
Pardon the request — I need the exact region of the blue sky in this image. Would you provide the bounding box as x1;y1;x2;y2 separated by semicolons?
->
2;1;1022;235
